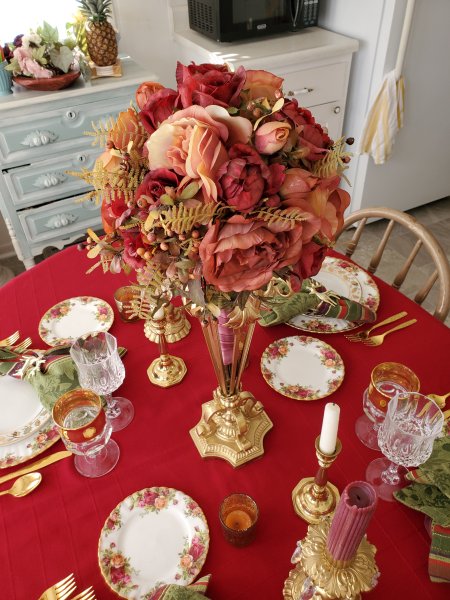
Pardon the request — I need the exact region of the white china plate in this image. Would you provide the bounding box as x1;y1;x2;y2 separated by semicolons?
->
0;376;59;468
98;487;210;599
39;296;114;347
0;375;50;446
288;257;380;333
261;336;345;401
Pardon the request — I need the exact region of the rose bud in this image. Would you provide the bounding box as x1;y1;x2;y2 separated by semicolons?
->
255;121;291;155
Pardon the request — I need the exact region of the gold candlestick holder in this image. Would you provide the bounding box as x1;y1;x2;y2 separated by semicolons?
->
283;519;379;600
144;303;191;343
292;436;342;524
147;311;187;387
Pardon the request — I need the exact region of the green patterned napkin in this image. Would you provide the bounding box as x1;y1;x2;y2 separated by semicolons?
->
152;575;211;600
258;278;376;327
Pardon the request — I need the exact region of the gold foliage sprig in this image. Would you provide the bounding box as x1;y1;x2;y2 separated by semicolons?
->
255;207;308;228
158;203;218;234
84;116;117;147
69;164;148;205
312;136;352;180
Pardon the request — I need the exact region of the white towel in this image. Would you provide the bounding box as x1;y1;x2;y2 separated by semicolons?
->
358;70;405;165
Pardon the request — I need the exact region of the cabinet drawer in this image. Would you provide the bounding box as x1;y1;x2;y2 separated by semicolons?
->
281;63;347;108
4;147;98;209
19;194;101;244
0;96;129;164
308;101;344;141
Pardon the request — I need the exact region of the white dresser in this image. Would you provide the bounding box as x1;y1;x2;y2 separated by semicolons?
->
172;22;358;141
0;59;156;269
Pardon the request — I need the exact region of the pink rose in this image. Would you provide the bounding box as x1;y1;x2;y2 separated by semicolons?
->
13;47;52;78
199;215;305;292
243;69;284;101
135;81;165;110
146;105;230;202
176;61;246;108
281;99;332;160
139;87;180;135
255;121;291;155
135;169;180;208
217;143;285;213
279;168;318;200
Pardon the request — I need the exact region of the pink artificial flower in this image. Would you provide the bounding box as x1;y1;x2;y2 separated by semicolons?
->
13;46;52;78
139;87;180;135
254;121;291;155
176;61;246;108
279;168;319;200
243;69;284;101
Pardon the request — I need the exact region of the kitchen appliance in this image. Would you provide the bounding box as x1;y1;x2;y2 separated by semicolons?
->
187;0;320;43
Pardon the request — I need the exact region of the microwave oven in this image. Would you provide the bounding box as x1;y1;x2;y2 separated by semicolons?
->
187;0;320;43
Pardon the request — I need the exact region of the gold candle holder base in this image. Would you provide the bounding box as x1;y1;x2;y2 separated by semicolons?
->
292;437;342;524
190;387;273;468
283;519;379;600
144;304;191;343
147;354;187;387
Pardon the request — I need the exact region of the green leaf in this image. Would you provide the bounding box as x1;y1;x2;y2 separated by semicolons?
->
49;46;74;73
38;21;60;45
179;181;200;200
160;194;174;206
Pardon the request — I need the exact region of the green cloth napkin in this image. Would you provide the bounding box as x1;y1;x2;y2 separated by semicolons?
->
258;277;376;327
394;482;450;527
152;575;211;600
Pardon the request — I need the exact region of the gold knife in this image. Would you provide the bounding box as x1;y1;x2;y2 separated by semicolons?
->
0;450;72;486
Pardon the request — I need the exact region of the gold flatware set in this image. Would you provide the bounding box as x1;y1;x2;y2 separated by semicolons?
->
38;573;95;600
345;311;417;345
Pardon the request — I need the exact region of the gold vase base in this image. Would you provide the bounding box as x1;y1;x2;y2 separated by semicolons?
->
190;405;273;467
147;355;187;387
283;563;362;600
292;478;340;524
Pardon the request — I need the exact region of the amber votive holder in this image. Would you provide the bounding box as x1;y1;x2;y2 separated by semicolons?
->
113;286;140;322
219;493;259;547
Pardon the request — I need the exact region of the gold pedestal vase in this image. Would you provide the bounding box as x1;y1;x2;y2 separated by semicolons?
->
190;300;273;467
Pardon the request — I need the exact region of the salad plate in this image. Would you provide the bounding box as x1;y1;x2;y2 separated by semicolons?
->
261;336;345;401
98;487;209;599
39;296;114;346
288;257;380;334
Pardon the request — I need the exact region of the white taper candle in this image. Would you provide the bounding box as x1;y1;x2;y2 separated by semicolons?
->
319;402;340;455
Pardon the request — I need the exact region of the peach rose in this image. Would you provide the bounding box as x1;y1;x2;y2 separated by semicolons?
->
199;215;306;292
135;81;165;110
279;168;318;200
243;69;284;101
254;121;291;155
306;181;351;241
109;108;145;152
155;496;168;509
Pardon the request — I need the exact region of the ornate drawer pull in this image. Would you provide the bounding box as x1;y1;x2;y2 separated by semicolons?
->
33;172;67;188
45;213;77;229
293;87;314;95
21;130;58;147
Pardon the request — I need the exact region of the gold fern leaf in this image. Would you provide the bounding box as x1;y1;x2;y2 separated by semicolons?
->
84;116;116;147
256;207;309;228
159;203;217;234
312;136;352;180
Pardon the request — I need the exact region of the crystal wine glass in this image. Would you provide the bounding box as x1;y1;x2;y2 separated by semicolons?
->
355;362;420;450
52;388;120;478
70;331;134;432
366;391;443;501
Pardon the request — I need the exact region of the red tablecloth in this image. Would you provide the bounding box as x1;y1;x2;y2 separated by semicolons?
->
0;246;449;599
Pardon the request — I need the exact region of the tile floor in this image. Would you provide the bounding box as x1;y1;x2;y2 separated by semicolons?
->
1;197;449;325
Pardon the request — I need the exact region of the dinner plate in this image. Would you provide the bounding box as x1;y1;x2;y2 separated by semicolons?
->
0;377;59;468
0;375;50;446
288;257;380;333
261;336;345;401
98;487;210;599
38;296;114;346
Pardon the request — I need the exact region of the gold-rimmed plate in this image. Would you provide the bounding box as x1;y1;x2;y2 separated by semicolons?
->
261;336;345;401
38;296;114;347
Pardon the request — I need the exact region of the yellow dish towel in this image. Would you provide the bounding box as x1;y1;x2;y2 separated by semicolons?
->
359;70;405;165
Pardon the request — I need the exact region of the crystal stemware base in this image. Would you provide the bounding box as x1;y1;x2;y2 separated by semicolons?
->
355;414;380;450
74;438;120;478
105;395;134;432
366;457;408;502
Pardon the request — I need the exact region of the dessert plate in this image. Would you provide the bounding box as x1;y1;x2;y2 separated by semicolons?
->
261;336;345;401
39;296;114;346
98;487;209;599
288;257;380;334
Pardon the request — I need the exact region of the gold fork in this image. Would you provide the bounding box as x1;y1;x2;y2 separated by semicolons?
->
0;330;20;347
11;337;32;354
71;587;96;600
345;311;408;342
362;319;417;346
38;573;76;600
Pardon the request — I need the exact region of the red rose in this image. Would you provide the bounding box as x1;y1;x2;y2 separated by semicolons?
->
135;169;180;208
217;143;285;213
101;191;129;235
199;215;305;292
139;88;180;135
281;99;332;160
122;231;147;270
291;240;328;281
176;61;246;109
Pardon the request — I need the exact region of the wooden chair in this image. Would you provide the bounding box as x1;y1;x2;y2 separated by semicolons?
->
335;206;450;322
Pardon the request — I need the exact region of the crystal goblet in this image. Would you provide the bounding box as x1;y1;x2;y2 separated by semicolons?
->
366;392;444;501
52;388;120;478
70;331;134;432
355;362;420;450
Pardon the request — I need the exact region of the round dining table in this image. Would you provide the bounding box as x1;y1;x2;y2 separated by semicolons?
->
0;245;449;599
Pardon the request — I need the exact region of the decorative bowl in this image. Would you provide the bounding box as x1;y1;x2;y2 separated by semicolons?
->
13;70;81;91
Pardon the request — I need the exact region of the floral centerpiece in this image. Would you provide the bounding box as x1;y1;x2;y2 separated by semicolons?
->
5;22;82;90
76;61;351;466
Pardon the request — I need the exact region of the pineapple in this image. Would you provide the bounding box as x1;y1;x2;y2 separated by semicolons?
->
77;0;118;67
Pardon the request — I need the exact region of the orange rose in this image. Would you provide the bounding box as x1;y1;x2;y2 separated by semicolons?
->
135;81;165;110
243;69;284;101
254;121;291;155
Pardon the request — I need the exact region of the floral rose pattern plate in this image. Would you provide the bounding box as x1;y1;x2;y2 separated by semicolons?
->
98;487;209;599
261;336;345;401
39;296;114;346
288;257;380;333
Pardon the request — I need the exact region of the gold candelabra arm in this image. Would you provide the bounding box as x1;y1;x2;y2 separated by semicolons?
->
146;309;187;388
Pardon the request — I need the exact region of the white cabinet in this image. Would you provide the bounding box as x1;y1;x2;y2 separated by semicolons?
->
0;59;157;269
172;23;358;140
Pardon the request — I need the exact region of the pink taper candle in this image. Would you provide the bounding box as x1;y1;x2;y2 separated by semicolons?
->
326;481;377;563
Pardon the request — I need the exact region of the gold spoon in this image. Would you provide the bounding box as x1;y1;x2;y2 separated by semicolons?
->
0;472;42;498
427;392;450;409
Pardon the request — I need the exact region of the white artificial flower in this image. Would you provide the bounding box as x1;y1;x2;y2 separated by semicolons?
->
21;33;42;49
